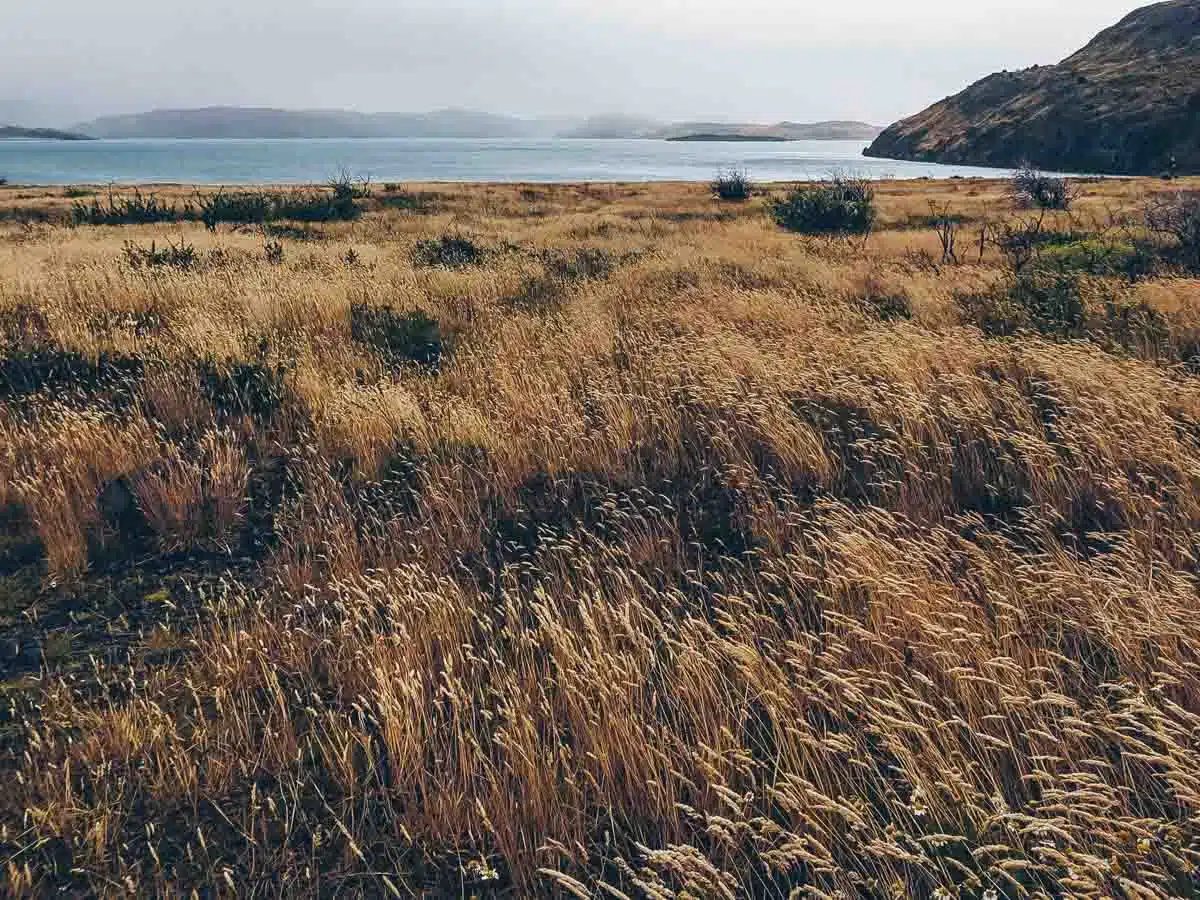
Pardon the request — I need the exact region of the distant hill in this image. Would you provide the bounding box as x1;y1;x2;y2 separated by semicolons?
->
666;134;788;142
0;125;91;141
72;108;879;142
558;115;664;139
562;117;878;140
653;121;880;141
865;0;1200;175
73;107;560;140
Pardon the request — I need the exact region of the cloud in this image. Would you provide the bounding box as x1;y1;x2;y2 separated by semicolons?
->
1;0;1149;126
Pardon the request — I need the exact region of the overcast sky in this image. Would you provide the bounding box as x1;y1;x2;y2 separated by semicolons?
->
3;0;1146;127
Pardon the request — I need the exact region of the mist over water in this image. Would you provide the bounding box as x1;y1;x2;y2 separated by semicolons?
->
0;138;1028;185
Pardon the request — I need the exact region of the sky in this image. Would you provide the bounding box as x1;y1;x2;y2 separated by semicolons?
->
3;0;1148;127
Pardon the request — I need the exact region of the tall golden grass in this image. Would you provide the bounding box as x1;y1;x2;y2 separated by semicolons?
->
2;177;1200;897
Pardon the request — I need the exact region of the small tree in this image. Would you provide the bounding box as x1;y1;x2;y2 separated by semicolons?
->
929;201;959;264
772;177;875;236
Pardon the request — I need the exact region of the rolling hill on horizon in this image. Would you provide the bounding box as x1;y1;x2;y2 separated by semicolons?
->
71;106;880;141
865;0;1200;175
73;107;554;140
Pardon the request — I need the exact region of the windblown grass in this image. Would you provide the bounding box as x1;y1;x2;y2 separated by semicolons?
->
2;177;1200;897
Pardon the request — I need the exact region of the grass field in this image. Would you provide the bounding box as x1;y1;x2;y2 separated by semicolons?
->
2;175;1200;897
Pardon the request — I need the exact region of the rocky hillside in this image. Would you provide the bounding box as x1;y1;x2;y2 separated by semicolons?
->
865;0;1200;175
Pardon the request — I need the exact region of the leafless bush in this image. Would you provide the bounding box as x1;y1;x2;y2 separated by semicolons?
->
1144;190;1200;271
1011;165;1077;210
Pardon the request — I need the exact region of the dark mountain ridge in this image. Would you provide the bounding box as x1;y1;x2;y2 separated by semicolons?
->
865;0;1200;175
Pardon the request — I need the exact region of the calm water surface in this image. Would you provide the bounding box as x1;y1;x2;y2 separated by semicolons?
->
0;138;1026;185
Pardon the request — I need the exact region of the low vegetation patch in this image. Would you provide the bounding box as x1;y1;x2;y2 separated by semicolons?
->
196;354;291;422
350;303;450;370
772;176;876;235
412;233;484;268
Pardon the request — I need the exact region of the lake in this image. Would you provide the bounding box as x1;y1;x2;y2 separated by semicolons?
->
0;138;1021;185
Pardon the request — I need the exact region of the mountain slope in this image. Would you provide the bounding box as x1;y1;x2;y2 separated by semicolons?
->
865;0;1200;175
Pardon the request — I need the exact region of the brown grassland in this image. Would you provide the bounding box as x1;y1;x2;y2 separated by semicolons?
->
2;174;1200;897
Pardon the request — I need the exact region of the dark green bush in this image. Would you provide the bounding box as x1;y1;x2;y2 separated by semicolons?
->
73;190;194;226
507;275;566;313
772;178;875;236
412;234;483;268
273;188;361;224
199;191;272;230
960;270;1174;359
1004;271;1089;337
1034;238;1158;280
197;178;364;231
0;346;143;405
711;170;753;202
197;357;290;421
861;291;912;322
540;247;615;282
350;304;450;371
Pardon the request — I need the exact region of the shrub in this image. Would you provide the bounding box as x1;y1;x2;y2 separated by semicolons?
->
412;234;483;268
711;169;753;202
198;190;272;231
772;177;875;236
1144;191;1200;272
1010;166;1076;211
350;304;450;370
0;346;143;404
960;270;1166;351
507;275;566;313
860;290;912;322
197;182;363;231
122;238;198;271
273;188;361;224
988;214;1056;272
263;239;285;266
72;190;193;226
1003;270;1089;337
1035;237;1157;280
197;357;290;422
540;247;615;282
